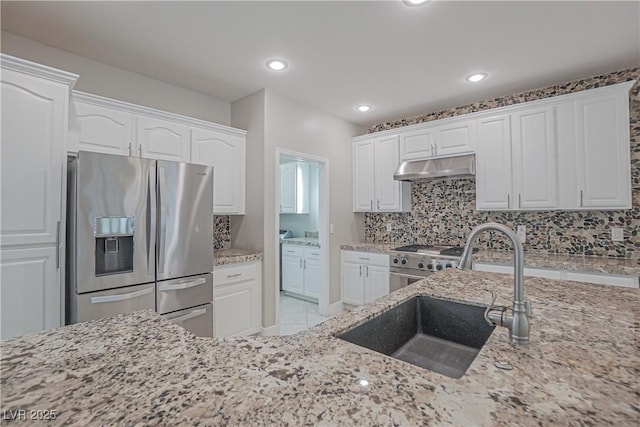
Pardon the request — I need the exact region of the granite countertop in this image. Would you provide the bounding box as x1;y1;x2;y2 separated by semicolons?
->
340;242;640;276
214;247;263;266
280;237;320;248
2;269;638;425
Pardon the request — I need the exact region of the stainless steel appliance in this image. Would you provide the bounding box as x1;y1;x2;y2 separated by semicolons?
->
394;153;475;182
66;151;214;336
388;245;472;293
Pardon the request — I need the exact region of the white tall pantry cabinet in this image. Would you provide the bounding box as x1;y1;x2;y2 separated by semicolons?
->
0;55;78;340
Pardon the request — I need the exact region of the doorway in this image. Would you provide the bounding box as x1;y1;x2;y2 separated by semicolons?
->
275;148;331;335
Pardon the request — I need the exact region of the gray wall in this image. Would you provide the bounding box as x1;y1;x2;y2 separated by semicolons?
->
231;89;362;328
1;31;231;125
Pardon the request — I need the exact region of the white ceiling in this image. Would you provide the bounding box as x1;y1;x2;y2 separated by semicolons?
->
2;1;639;127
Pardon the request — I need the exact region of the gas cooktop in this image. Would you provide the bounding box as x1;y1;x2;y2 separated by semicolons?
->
392;245;468;257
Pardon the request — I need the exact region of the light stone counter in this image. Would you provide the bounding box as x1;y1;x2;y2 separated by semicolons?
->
1;269;637;425
214;247;263;266
281;237;320;248
340;242;640;277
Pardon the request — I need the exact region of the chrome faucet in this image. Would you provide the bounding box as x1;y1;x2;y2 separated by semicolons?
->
458;223;532;345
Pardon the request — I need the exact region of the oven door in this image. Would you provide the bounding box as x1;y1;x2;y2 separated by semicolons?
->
389;267;433;293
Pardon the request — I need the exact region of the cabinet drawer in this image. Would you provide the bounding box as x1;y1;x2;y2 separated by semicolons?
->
214;262;258;286
303;247;322;259
281;244;304;256
342;250;389;267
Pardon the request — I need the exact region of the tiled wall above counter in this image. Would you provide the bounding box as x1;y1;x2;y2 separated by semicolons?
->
362;67;640;260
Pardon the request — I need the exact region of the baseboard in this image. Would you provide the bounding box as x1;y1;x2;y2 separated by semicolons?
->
261;324;279;336
326;301;344;316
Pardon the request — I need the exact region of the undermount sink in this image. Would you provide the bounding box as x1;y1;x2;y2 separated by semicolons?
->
337;296;495;378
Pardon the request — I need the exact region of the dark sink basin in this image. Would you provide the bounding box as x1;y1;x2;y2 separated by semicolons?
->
336;296;495;378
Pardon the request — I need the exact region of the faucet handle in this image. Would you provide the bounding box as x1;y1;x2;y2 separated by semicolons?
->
484;290;498;326
525;300;533;318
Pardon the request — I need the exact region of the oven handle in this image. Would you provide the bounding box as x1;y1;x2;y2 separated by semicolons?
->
390;271;432;280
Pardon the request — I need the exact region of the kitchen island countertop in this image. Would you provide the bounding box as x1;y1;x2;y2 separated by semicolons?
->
1;269;638;425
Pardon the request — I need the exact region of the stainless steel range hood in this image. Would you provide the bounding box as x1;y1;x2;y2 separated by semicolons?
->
393;153;475;182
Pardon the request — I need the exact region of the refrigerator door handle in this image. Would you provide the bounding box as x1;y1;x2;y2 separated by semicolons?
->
165;307;207;324
147;164;157;275
158;277;207;292
90;287;153;304
157;166;167;273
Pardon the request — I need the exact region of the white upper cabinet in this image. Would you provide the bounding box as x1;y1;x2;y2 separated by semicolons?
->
137;116;190;162
475;81;633;211
69;100;133;155
575;91;631;209
476;114;513;210
1;63;76;246
279;162;309;214
191;127;246;214
433;120;476;157
375;135;405;211
69;91;248;214
399;128;434;160
399;119;474;161
352;139;376;211
511;106;558;209
353;136;410;212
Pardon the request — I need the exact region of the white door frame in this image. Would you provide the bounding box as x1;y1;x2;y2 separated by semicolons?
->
275;148;330;320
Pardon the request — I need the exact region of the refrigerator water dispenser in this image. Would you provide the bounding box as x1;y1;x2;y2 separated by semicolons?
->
94;216;135;276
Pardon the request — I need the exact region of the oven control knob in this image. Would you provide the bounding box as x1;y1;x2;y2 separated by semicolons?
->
446;263;453;268
436;264;443;271
427;263;433;270
393;258;399;264
418;262;424;269
401;259;407;265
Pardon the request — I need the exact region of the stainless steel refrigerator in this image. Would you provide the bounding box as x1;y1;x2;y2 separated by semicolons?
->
66;151;214;336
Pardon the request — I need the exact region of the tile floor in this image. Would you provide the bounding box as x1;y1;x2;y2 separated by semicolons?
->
278;292;332;335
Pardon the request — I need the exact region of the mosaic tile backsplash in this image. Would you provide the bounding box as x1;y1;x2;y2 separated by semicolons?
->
214;215;231;250
364;67;640;260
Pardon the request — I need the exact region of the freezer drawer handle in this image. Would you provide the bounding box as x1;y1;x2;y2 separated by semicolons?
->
166;308;207;324
90;287;153;304
159;277;207;291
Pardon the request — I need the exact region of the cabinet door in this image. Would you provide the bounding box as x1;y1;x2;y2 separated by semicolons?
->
191;128;245;214
352;140;375;212
281;250;304;295
512;106;558;209
303;249;322;298
213;279;260;337
1;247;60;340
70;101;133;155
575;93;631;208
1;69;66;246
136;116;190;162
476;115;513;210
400;128;434;160
374;135;402;211
364;264;389;303
434;121;475;156
342;261;364;306
280;163;297;213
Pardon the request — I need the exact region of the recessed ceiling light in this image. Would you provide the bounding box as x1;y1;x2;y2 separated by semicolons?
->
403;0;431;6
356;105;372;112
466;73;488;83
266;59;288;71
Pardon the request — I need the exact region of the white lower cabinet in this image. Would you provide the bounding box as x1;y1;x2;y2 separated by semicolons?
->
473;262;639;289
281;244;322;299
212;261;262;338
0;247;60;340
341;251;390;306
